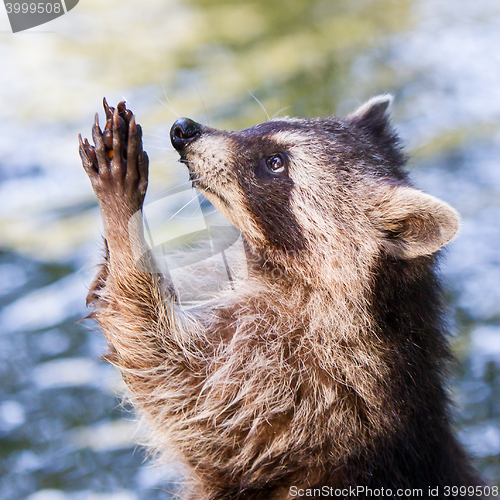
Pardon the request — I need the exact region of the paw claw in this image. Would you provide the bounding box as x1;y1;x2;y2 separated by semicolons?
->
79;134;98;176
117;101;126;113
103;97;113;120
94;113;100;130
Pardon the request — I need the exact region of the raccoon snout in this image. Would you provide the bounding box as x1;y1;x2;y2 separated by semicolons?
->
170;118;202;151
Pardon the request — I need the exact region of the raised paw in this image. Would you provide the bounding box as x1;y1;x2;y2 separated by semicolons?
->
79;98;149;217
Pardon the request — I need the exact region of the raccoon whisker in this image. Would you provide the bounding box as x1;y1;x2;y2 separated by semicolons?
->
191;203;221;218
182;170;207;184
193;81;210;126
155;179;207;198
160;192;207;227
148;88;180;118
144;132;178;141
143;144;179;153
271;106;292;119
148;160;177;165
161;83;180;118
248;90;270;121
194;181;231;208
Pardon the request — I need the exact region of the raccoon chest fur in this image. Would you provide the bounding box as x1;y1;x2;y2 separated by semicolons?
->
82;96;483;500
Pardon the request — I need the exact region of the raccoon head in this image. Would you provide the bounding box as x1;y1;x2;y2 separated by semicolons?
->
169;96;459;285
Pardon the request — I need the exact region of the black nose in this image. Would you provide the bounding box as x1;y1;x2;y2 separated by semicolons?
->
170;118;202;151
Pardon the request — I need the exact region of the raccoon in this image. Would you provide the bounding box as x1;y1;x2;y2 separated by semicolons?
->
79;96;483;500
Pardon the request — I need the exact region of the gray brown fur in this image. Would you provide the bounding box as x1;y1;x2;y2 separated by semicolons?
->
79;96;482;499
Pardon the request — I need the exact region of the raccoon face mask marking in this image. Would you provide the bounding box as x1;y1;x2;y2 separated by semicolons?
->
170;96;459;270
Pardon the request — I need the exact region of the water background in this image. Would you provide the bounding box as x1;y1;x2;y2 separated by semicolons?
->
1;0;500;498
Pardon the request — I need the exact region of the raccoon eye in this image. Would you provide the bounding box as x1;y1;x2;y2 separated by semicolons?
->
266;154;285;174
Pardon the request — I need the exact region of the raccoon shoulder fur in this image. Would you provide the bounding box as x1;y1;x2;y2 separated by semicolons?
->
79;95;483;500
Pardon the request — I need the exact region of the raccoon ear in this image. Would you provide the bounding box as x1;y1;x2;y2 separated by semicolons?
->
375;186;460;259
348;94;394;139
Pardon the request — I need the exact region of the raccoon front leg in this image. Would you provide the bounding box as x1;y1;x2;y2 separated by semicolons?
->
78;100;200;376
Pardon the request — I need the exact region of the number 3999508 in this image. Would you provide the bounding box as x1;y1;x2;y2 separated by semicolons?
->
5;2;63;14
